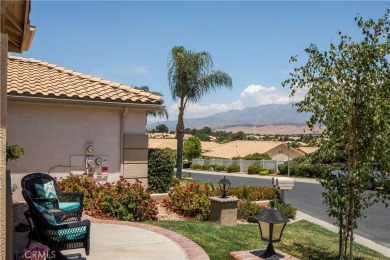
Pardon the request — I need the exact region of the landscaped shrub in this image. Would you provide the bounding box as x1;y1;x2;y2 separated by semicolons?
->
278;162;328;178
278;163;288;175
275;200;297;219
183;161;191;168
148;148;176;193
190;164;202;170
238;199;297;222
96;178;158;221
268;169;275;174
208;164;219;171
227;186;278;201
58;175;157;221
247;164;262;175
227;164;240;173
237;200;266;222
201;164;209;170
57;174;97;211
260;170;269;175
165;181;212;220
215;165;227;172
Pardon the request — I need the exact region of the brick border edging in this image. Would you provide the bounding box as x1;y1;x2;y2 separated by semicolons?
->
86;216;210;260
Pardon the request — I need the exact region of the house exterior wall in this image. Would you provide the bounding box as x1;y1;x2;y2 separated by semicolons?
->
7;101;147;200
267;144;304;161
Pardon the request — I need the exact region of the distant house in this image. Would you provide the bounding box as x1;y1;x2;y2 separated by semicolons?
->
7;56;164;200
149;139;317;160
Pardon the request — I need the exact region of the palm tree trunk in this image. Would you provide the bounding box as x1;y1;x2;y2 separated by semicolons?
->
176;109;185;179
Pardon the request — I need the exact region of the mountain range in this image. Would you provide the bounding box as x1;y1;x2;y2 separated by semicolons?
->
147;103;313;135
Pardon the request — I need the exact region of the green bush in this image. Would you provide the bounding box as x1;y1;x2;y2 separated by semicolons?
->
278;161;327;178
215;165;227;172
268;169;275;174
166;181;212;221
58;175;157;221
190;164;202;170
247;164;262;175
207;164;219;171
227;164;241;173
183;161;191;168
237;199;297;222
228;186;278;201
275;200;297;219
260;170;269;175
148;148;176;193
237;200;266;222
57;174;97;211
278;163;288;175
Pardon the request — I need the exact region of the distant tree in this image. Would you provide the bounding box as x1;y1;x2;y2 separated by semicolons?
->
155;124;169;133
234;131;246;140
168;46;232;178
200;127;212;135
134;86;169;119
183;137;202;164
283;9;390;259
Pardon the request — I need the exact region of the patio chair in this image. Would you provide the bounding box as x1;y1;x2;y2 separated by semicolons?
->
21;173;84;219
22;189;90;255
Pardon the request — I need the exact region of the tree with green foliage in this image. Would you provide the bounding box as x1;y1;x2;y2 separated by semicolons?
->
168;46;232;178
134;86;169;119
283;9;390;259
183;136;202;164
155;124;169;133
148;149;176;193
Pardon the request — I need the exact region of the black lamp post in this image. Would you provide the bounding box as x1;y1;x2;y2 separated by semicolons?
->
218;176;231;198
254;200;289;259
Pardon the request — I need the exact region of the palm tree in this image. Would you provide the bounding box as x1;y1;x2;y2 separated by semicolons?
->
134;86;169;120
167;46;232;178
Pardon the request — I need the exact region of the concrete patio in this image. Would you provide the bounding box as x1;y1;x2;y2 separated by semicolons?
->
13;217;209;260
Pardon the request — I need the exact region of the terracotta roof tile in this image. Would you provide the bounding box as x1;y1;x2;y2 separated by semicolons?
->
7;56;163;105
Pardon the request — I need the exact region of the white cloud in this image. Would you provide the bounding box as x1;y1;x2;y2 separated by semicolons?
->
165;84;307;120
239;84;305;107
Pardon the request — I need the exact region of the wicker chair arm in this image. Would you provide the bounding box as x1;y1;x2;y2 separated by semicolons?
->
49;219;90;231
52;209;81;223
36;198;59;208
58;192;83;202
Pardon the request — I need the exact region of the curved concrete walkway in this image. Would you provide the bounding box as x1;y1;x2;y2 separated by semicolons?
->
14;217;209;260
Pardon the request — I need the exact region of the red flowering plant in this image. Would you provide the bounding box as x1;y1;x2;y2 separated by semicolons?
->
164;181;214;221
58;176;158;221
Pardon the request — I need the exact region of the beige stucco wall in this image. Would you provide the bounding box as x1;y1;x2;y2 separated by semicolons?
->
267;144;304;161
7;101;147;200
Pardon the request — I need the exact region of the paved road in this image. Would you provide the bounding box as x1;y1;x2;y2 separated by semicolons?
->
188;171;390;249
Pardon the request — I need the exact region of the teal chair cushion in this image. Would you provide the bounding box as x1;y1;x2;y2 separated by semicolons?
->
34;202;57;225
35;180;58;200
58;202;80;211
58;225;87;241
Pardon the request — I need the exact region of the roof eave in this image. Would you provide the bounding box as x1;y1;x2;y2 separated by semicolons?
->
7;95;165;111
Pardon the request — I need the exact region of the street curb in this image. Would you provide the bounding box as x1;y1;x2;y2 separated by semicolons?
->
182;169;320;184
297;211;390;257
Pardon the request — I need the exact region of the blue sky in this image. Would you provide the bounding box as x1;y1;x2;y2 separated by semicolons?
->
15;1;389;122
